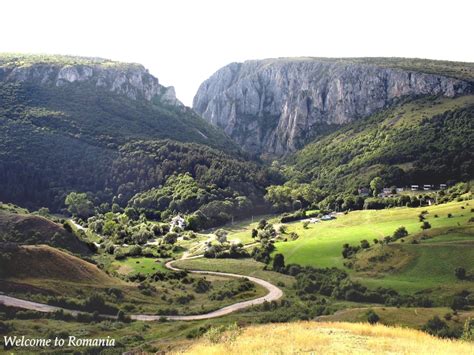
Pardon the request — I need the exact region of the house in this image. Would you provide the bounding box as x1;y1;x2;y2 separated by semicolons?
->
423;184;433;191
321;215;333;221
382;187;393;195
170;215;186;230
411;185;419;191
396;187;404;193
358;187;370;197
439;184;447;190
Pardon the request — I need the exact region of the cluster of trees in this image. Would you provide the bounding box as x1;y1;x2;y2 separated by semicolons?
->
108;140;278;208
264;178;465;215
128;173;255;229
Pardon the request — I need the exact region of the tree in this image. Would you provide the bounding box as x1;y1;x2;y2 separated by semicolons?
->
273;253;285;271
367;310;380;324
370;177;384;197
421;221;431;230
292;200;302;211
65;192;93;219
258;219;267;229
393;226;408;240
455;267;466;280
164;232;178;244
302;221;309;229
360;240;370;249
251;228;258;238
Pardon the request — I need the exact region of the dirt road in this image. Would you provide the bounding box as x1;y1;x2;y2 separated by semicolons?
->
0;256;283;321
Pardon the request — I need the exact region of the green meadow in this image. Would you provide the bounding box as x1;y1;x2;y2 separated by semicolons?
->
274;200;472;269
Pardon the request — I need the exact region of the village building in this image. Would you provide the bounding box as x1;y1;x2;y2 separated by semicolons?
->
170;215;186;230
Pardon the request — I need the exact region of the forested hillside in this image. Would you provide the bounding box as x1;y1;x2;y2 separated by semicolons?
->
285;95;474;194
0;54;272;212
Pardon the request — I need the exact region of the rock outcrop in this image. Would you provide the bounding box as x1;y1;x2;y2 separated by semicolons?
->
0;57;182;106
193;58;473;155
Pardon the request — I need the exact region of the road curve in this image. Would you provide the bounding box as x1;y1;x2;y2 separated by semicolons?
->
0;257;283;321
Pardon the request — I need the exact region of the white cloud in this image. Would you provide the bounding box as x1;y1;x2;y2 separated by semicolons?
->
1;0;473;105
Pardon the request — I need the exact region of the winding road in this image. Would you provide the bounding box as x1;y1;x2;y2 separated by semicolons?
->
0;256;283;321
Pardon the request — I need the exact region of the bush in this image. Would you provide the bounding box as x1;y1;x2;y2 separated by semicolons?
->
194;278;212;293
421;221;431;230
392;226;408;240
451;296;468;310
454;267;466;280
367;309;380;324
273;253;285;272
422;316;456;338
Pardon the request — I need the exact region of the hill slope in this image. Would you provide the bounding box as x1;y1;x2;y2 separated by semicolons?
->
287;95;474;191
193;57;473;156
0;205;91;255
0;245;114;283
0;54;249;210
175;321;474;354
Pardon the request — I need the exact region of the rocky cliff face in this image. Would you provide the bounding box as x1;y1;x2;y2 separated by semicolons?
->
193;58;473;155
0;58;182;106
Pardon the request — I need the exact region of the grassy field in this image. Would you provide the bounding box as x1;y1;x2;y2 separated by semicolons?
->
174;258;295;289
172;320;474;355
275;200;472;269
111;257;168;275
209;214;279;245
354;229;474;298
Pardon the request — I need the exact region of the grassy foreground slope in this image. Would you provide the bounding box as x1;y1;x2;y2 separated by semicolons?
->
174;321;474;355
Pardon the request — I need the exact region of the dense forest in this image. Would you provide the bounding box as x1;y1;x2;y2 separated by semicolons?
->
0;70;266;211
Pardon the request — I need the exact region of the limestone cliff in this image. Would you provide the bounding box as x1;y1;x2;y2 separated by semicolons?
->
193;58;473;155
0;55;182;106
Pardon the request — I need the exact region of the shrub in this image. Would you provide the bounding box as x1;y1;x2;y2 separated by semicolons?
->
422;316;450;337
392;226;408;240
451;296;468;310
367;309;380;324
421;221;431;230
194;278;212;293
360;240;370;249
454;267;466;280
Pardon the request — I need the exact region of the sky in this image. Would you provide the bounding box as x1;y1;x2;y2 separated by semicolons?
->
1;0;473;106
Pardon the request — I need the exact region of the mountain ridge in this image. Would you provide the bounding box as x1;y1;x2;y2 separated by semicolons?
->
193;57;474;156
